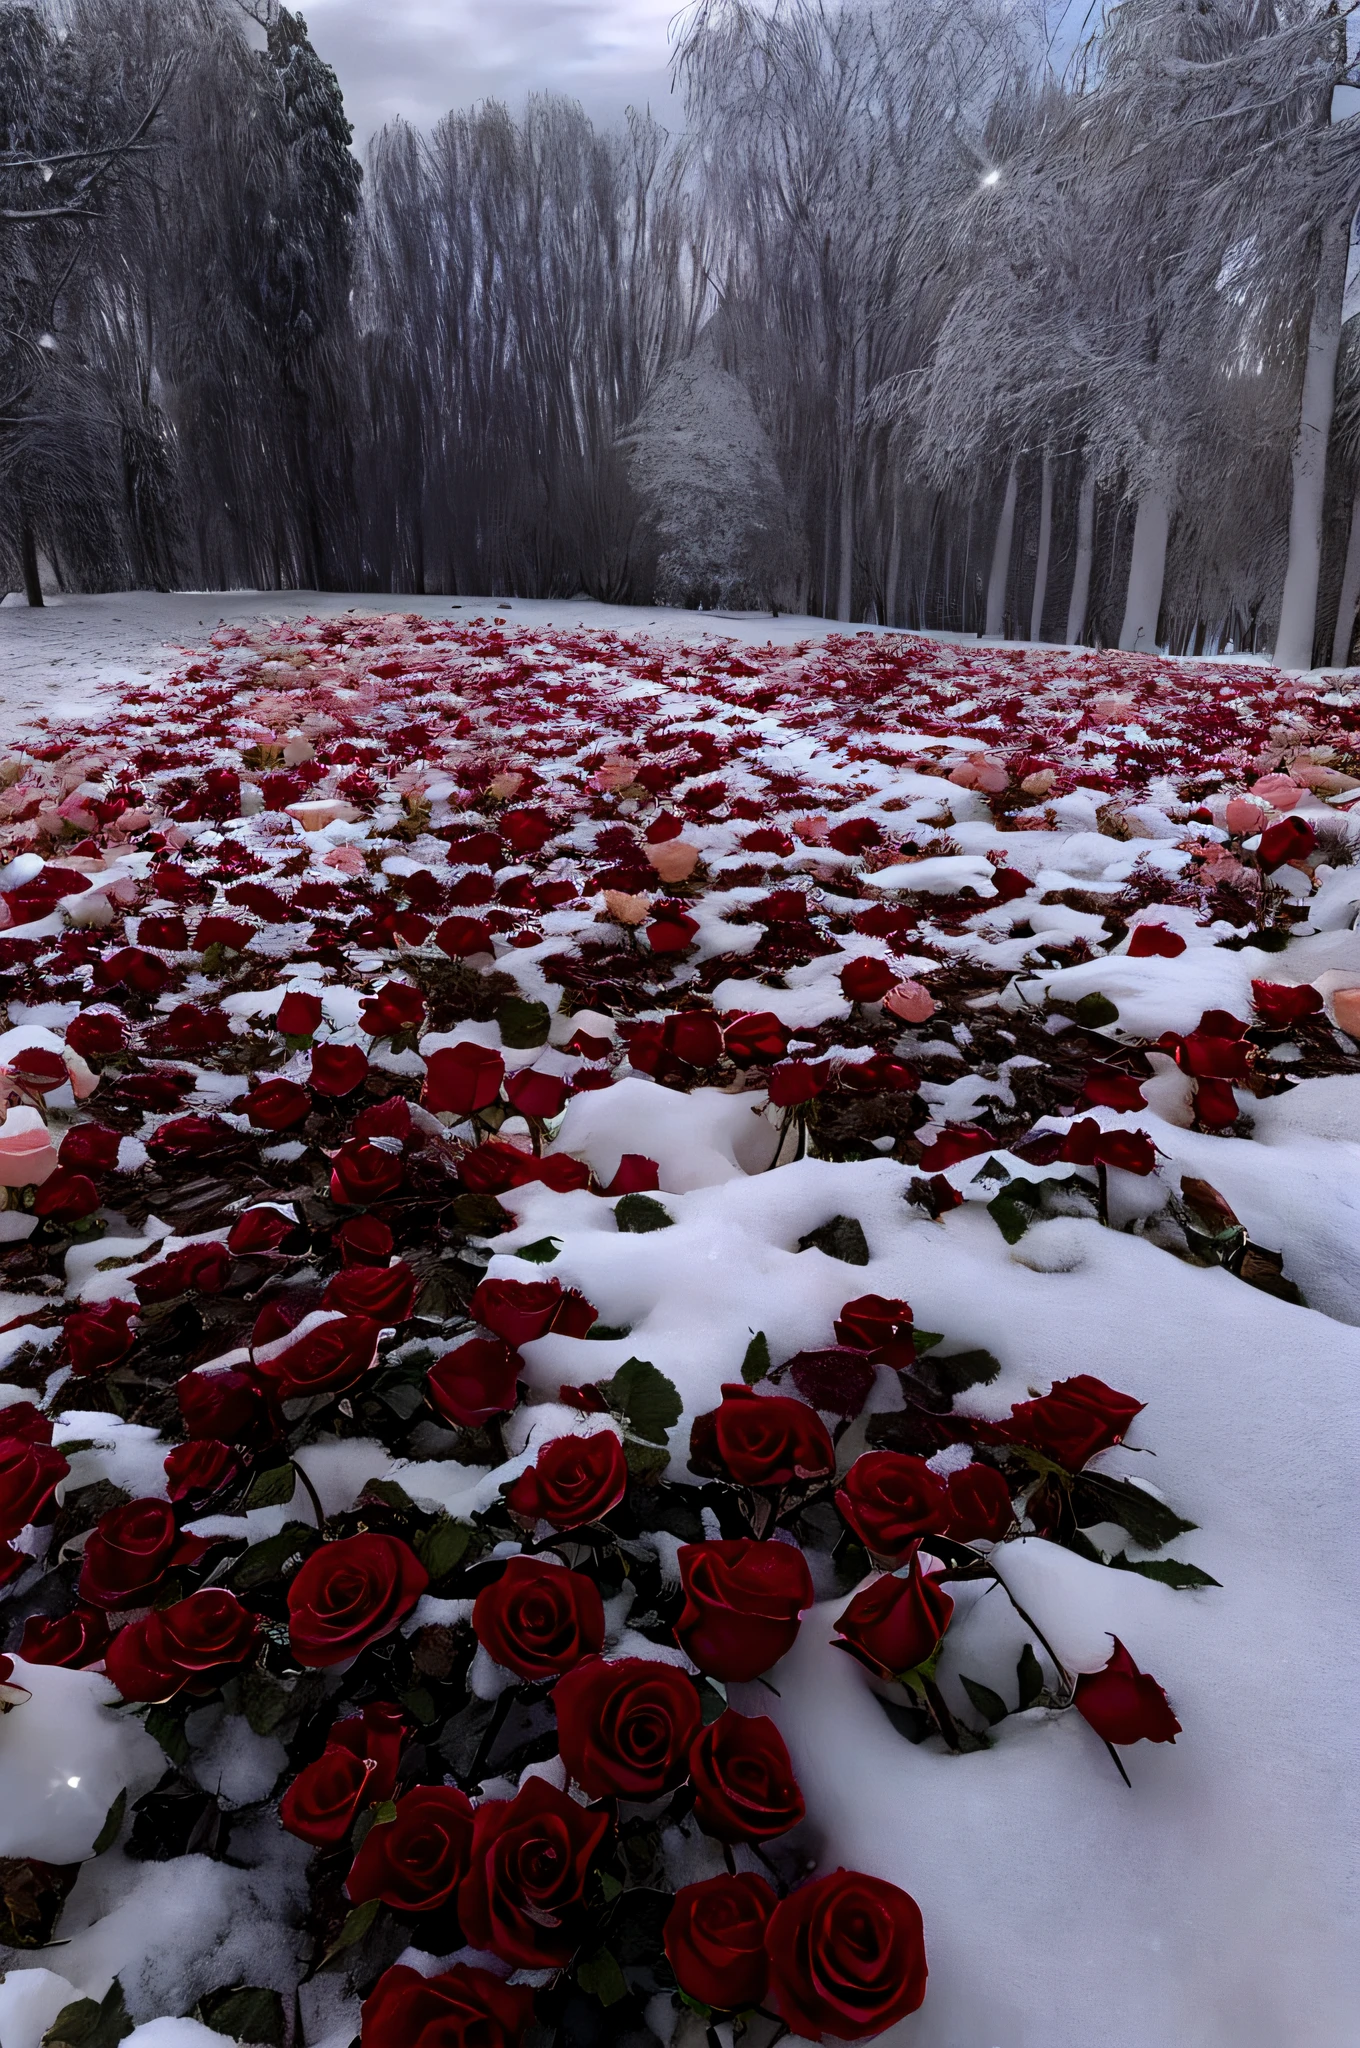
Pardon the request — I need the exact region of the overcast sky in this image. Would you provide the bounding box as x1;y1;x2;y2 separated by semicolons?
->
301;0;686;144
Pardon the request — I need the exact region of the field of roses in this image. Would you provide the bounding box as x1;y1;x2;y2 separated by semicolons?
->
0;610;1357;2048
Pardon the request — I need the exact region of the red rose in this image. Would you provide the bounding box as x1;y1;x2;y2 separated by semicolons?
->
423;1042;505;1116
354;1095;412;1143
831;1553;953;1679
834;1294;915;1367
553;1655;700;1799
767;1060;830;1108
504;1066;569;1121
605;1154;661;1194
281;1746;374;1848
500;806;555;854
470;1275;599;1345
827;816;881;854
426;1337;522;1430
676;1539;814;1682
153;1004;230;1053
65;1299;137;1375
992;1373;1144;1469
841;1055;919;1096
101;946;171;996
839;957;897;1004
1074;1638;1181;1746
330;1699;406;1801
148;1114;237;1160
163;1439;239;1504
346;1785;475;1912
277;990;324;1038
361;1965;534;2048
0;1436;69;1541
664;1012;724;1066
331;1138;406;1205
65;1010;127;1058
19;1608;110;1667
227;1206;299;1257
337;1214;394;1264
58;1124;121;1173
664;1873;775;2014
435;915;493;959
243;1077;312;1131
1127;923;1186;959
1258;815;1314;868
1251;980;1323;1029
78;1496;178;1608
323;1261;417;1324
1081;1065;1148;1112
473;1556;605;1681
458;1774;610;1968
32;1169;100;1222
135;1240;230;1303
646;908;699;955
177;1367;278;1447
1194;1076;1240;1128
0;1402;51;1445
767;1869;927;2039
288;1532;428;1666
105;1587;259;1702
310;1042;370;1096
252;1309;380;1398
138;913;188;950
360;980;425;1037
709;1386;834;1489
722;1012;788;1064
505;1429;628;1529
917;1124;995;1172
941;1462;1013;1543
836;1453;947;1559
689;1710;805;1843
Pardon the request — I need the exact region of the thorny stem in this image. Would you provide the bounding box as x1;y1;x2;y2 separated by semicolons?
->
291;1459;326;1529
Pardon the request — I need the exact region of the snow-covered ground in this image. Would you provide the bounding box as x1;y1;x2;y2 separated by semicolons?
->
0;602;1354;2048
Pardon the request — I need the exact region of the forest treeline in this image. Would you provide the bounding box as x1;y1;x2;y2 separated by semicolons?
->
3;0;1360;663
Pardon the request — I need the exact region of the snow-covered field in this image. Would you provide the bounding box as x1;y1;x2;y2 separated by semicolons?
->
0;600;1355;2048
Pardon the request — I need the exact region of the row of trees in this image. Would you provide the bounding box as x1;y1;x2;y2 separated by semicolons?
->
3;0;1360;664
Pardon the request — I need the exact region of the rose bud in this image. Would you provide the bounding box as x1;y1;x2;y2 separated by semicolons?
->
147;1113;236;1160
553;1655;700;1799
457;1775;610;1969
360;1965;535;2048
1258;815;1315;868
58;1123;121;1173
1127;922;1186;958
19;1607;110;1667
323;1260;417;1324
163;1439;239;1504
177;1366;278;1447
473;1556;605;1682
78;1496;179;1608
767;1869;928;2039
345;1784;475;1913
330;1137;405;1205
423;1041;505;1116
227;1205;298;1257
1074;1638;1181;1746
32;1169;100;1223
135;1240;230;1303
676;1538;815;1682
330;1699;406;1800
689;1710;806;1843
243;1077;312;1132
359;980;426;1037
504;1066;568;1121
835;1452;948;1559
664;1873;776;2014
426;1337;522;1430
65;1010;127;1059
104;1587;259;1703
767;1059;830;1108
941;1462;1013;1543
831;1552;954;1680
709;1385;835;1489
65;1299;137;1375
281;1746;375;1849
287;1531;428;1667
252;1309;381;1399
834;1293;915;1366
505;1429;628;1529
470;1275;598;1344
839;956;897;1004
101;945;172;996
660;1011;723;1067
336;1214;394;1265
353;1094;411;1143
276;989;324;1038
990;1372;1144;1470
435;915;493;959
723;1011;790;1064
0;1435;69;1541
309;1042;369;1096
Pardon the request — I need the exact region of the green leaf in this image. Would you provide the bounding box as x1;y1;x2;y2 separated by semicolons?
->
229;1522;315;1592
92;1787;126;1856
1016;1642;1044;1710
926;1348;1001;1395
359;1476;419;1514
398;1686;439;1727
696;1677;727;1724
144;1703;190;1766
576;1949;628;2008
602;1356;683;1446
870;1691;930;1743
1072;991;1119;1027
321;1898;381;1967
438;1695;498;1781
496;996;551;1048
613;1194;675;1234
987;1192;1032;1244
43;1980;132;2048
959;1675;1008;1726
623;1440;670;1481
585;1322;631;1341
911;1328;944;1354
452;1192;512;1233
514;1236;562;1263
1109;1552;1221;1590
238;1665;318;1740
192;1988;285;2048
797;1215;870;1265
414;1515;471;1584
242;1463;296;1511
740;1329;771;1384
1069;1472;1197;1551
599;1871;623;1901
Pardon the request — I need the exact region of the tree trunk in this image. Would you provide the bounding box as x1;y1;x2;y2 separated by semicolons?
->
1118;480;1172;652
1275;208;1353;670
1030;448;1053;641
836;473;854;622
1331;483;1360;668
984;457;1018;637
1066;462;1096;645
19;520;43;608
885;492;902;628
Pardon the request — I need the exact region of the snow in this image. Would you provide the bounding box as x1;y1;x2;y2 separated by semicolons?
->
0;1660;164;1863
